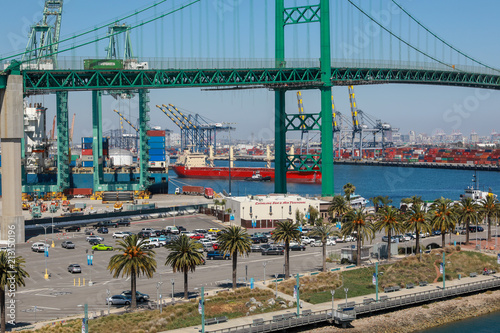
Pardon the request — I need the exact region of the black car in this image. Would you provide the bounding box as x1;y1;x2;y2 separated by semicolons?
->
65;225;81;232
97;227;109;234
290;244;306;251
250;244;263;252
177;226;187;232
257;236;268;243
96;221;118;228
121;290;150;302
137;231;152;238
116;218;131;227
250;236;261;244
262;247;284;255
88;238;100;245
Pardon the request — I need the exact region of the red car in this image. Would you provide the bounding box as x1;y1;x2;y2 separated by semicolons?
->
212;242;219;250
190;233;205;240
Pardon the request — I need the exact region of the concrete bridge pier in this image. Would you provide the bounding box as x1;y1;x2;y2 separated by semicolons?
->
0;75;25;243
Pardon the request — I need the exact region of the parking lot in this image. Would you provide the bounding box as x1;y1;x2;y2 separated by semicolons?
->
14;213;491;325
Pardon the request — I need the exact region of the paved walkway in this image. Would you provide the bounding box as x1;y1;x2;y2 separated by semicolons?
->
164;272;498;333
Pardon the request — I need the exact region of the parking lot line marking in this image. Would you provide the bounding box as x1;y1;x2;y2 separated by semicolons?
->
34;294;57;297
35;306;61;310
17;288;50;294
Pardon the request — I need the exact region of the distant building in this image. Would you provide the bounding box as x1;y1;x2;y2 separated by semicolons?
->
470;131;479;144
409;130;416;143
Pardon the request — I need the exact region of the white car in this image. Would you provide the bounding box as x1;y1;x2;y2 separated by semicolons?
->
199;239;213;246
149;237;166;246
343;235;355;242
327;239;336;246
113;231;131;238
31;242;50;252
86;235;104;242
310;240;323;247
301;236;314;245
165;226;179;234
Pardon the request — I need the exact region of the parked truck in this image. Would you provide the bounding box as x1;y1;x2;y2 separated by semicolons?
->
182;186;204;195
204;187;214;199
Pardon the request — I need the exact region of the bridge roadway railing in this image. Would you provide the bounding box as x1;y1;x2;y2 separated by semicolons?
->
206;309;355;333
355;275;500;315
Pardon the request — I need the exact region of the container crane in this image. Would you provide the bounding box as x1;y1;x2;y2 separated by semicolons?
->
112;109;139;149
296;91;309;154
348;85;363;159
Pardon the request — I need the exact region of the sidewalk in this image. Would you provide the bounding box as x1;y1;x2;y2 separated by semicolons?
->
163;272;498;333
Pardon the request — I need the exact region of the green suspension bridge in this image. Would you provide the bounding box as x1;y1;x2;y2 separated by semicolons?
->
1;0;500;202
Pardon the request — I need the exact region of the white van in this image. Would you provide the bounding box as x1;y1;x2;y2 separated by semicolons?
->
31;242;49;252
165;226;179;234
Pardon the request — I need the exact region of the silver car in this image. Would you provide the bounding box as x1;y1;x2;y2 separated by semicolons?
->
106;295;131;305
86;235;104;242
68;264;81;274
61;241;75;249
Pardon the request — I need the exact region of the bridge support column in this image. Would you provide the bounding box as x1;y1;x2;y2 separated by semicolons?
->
0;75;25;243
274;90;287;194
138;90;150;191
92;90;104;191
56;91;70;192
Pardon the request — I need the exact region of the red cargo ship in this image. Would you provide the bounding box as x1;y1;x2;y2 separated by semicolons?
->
172;151;321;184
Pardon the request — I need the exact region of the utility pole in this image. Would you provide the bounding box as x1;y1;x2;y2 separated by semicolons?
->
375;262;379;302
295;274;300;316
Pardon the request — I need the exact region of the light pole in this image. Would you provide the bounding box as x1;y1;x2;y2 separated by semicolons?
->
375;262;379;302
171;279;175;303
262;262;267;284
106;289;111;315
156;282;163;310
222;122;236;196
330;290;335;319
245;265;248;286
36;224;49;279
344;287;349;306
295;274;300;316
274;274;278;298
51;211;55;248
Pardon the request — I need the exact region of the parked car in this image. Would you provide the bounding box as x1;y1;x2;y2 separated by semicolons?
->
138;231;153;238
250;236;261;244
96;221;118;228
381;236;397;243
206;251;230;260
193;229;208;234
310;240;323;247
88;239;100;245
165;226;180;234
207;228;221;234
86;235;104;242
190;233;205;240
85;228;95;236
432;230;441;236
290;244;306;251
300;236;314;245
65;225;81;232
121;290;150;302
61;240;75;249
68;264;81;274
326;239;336;246
106;295;131;306
92;244;114;251
177;226;187;232
404;233;415;240
262;246;285;255
250;244;263;252
97;227;109;234
31;242;49;252
113;231;132;238
116;218;131;227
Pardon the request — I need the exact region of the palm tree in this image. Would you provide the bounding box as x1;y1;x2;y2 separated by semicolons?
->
400;196;423;213
343;183;356;206
328;195;350;222
342;208;375;266
456;197;480;245
430;197;458;248
374;206;402;260
310;221;340;272
480;195;500;242
0;252;29;333
370;196;381;212
108;234;157;308
217;226;252;289
272;220;302;278
404;202;431;257
166;234;204;299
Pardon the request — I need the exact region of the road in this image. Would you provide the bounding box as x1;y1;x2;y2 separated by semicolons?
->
13;214;494;325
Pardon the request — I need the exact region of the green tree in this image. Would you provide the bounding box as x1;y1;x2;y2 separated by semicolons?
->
342;208;375;266
295;209;304;224
166;235;204;299
310;222;340;272
272;220;302;278
308;206;319;225
108;234;157;308
480;195;500;242
400;196;423;213
0;252;29;333
430;197;459;248
217;226;252;289
455;197;480;245
328;195;350;222
404;202;431;257
343;183;356;206
371;196;393;212
374;206;402;260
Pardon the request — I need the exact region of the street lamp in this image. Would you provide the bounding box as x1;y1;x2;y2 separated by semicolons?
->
106;289;111;315
344;287;349;306
156;282;163;310
222;122;236;196
262;262;267;284
274;274;278;298
330;290;335;319
36;224;50;279
170;279;175;303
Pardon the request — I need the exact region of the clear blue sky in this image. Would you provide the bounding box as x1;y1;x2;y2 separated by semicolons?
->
1;0;499;142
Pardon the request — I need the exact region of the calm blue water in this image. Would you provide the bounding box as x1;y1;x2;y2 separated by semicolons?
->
421;310;500;332
168;160;500;202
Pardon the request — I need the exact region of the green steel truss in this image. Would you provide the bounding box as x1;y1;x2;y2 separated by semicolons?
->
284;5;320;25
17;67;500;92
286;154;321;171
285;113;321;131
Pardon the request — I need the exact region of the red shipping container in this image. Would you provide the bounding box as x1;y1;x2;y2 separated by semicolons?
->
82;149;93;155
147;130;166;137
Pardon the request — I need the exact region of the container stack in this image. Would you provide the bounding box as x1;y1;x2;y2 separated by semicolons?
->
147;130;166;168
80;137;110;168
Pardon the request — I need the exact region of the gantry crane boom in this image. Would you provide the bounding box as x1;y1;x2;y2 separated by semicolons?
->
296;91;309;154
156;105;185;129
69;113;75;143
169;104;197;129
348;85;363;159
113;109;139;132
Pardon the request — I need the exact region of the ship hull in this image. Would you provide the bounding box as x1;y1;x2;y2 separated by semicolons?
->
172;165;321;184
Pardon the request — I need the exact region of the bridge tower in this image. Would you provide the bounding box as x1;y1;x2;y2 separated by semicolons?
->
275;0;333;196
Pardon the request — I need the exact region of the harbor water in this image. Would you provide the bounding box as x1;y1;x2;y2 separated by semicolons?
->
420;310;500;332
168;160;500;202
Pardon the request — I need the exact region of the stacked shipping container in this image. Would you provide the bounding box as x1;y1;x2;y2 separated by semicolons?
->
80;137;109;167
148;130;166;168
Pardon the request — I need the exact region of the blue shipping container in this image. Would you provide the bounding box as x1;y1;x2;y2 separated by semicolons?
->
149;155;166;162
82;137;93;143
148;136;165;143
70;161;76;167
82;161;94;167
148;142;165;149
148;149;165;155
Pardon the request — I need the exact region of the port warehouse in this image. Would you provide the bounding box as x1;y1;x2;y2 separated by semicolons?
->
224;194;329;229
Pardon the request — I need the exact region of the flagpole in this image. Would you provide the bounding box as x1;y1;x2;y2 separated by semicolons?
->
375;262;379;302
